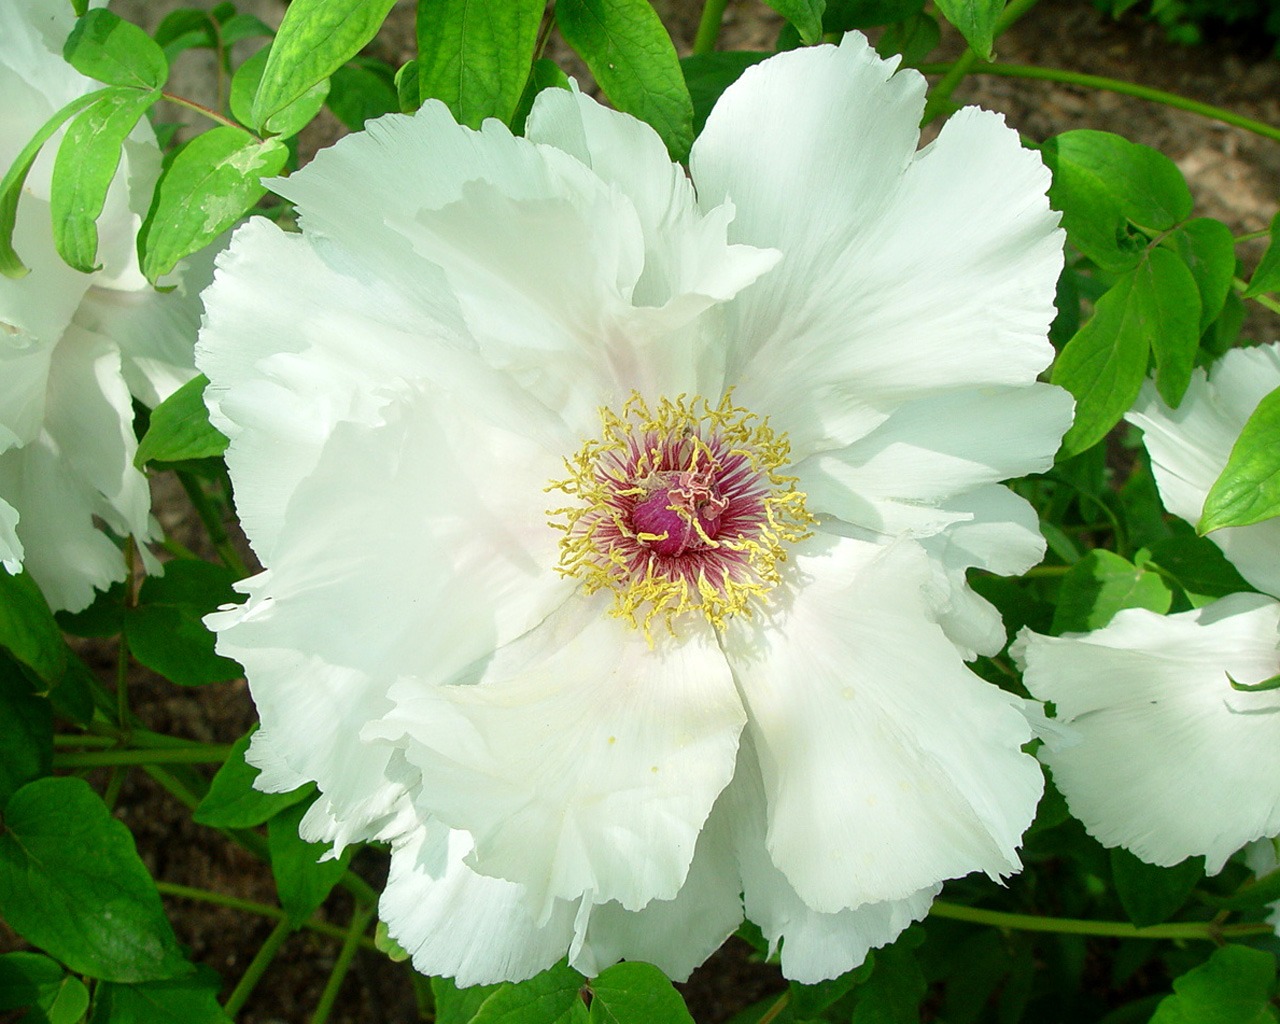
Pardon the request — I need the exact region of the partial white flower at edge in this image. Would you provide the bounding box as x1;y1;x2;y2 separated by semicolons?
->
198;33;1072;984
1016;342;1280;874
0;0;211;610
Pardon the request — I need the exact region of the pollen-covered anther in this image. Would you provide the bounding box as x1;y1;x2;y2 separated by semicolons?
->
548;392;813;633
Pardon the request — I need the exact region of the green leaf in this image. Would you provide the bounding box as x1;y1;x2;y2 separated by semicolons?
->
789;960;874;1018
1245;210;1280;298
761;0;826;43
396;58;422;112
680;51;768;137
217;12;275;47
932;0;1003;58
1171;218;1236;332
63;9;168;90
267;800;352;924
850;939;925;1024
875;11;941;67
134;374;228;468
56;580;127;638
1142;248;1201;407
1052;258;1164;456
1199;385;1280;534
1203;867;1280;912
89;968;230;1024
556;0;694;162
823;0;925;30
51;87;160;272
124;559;244;686
1110;848;1203;927
230;45;329;140
327;62;399;131
0;570;67;686
589;962;690;1024
416;0;546;129
0;777;189;982
1043;131;1193;273
1149;946;1277;1024
432;977;501;1024
0;660;53;808
0;952;89;1024
432;961;585;1024
153;10;217;61
194;727;314;828
511;58;572;136
1051;549;1173;633
250;0;397;132
374;920;410;963
139;127;288;284
0;89;108;278
1146;534;1253;604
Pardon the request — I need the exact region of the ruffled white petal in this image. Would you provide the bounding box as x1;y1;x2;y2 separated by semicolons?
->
1016;593;1280;872
722;740;936;983
723;535;1041;911
797;383;1072;539
693;35;1062;456
0;328;151;610
0;497;21;574
210;387;575;842
526;84;781;323
265;102;774;435
381;822;579;986
368;595;744;916
571;793;744;982
1128;343;1280;598
75;238;218;407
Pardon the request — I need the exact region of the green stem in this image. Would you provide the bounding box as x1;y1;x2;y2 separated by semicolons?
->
223;917;293;1017
176;470;249;576
54;733;118;748
918;61;1280;146
930;900;1274;940
1021;563;1071;578
310;903;376;1024
54;744;233;769
693;0;729;55
1233;276;1280;313
1237;229;1271;244
116;539;137;728
161;91;254;135
921;0;1042;123
157;881;379;951
757;992;791;1024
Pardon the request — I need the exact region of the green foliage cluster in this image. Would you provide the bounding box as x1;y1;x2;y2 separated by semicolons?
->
1097;0;1280;48
2;0;1280;1022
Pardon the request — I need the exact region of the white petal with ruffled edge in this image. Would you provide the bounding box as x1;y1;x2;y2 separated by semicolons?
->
0;328;152;610
720;739;937;984
209;385;576;842
723;535;1041;911
1016;593;1280;872
1128;343;1280;598
381;822;579;986
571;787;745;982
368;594;744;916
0;498;21;574
692;35;1063;456
269;102;775;435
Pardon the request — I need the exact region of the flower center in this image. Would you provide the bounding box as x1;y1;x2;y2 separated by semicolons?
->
548;392;813;635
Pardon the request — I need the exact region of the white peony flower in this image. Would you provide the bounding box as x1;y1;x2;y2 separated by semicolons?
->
199;34;1071;984
1017;343;1280;872
0;0;209;608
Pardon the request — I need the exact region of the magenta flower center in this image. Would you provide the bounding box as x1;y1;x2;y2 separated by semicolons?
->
549;393;813;634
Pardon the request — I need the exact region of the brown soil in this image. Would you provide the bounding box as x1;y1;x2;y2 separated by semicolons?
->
13;2;1280;1022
